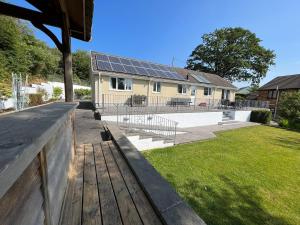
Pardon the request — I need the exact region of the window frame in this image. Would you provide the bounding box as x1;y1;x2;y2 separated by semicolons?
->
152;81;161;93
110;77;133;91
267;90;277;99
204;87;212;96
177;84;187;94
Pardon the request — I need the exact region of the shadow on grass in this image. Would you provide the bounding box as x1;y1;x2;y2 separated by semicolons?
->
271;136;300;151
166;174;290;225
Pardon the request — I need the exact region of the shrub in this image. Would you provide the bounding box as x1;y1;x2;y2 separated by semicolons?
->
250;110;272;124
74;88;91;99
278;91;300;120
53;87;62;100
278;118;289;128
29;93;43;106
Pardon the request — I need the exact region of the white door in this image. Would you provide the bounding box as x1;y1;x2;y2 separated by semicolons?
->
190;86;196;105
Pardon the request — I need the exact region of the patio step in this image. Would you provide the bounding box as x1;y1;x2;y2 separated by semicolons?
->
126;135;174;151
218;120;241;125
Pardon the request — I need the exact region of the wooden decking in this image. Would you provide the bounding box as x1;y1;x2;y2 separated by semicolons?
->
60;141;163;225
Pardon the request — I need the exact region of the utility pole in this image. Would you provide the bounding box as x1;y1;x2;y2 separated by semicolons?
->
171;56;175;67
274;85;279;119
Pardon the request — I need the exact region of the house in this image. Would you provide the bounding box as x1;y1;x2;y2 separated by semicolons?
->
257;74;300;110
236;86;259;100
90;51;236;108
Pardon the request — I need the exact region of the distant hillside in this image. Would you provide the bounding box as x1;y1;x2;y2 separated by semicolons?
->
0;15;90;97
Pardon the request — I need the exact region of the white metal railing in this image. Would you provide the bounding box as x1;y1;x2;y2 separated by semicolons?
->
116;105;178;144
98;94;269;114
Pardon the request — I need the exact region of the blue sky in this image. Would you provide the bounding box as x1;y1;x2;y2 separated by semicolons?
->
10;0;300;87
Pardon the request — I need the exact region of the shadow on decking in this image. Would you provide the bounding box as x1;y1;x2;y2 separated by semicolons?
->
166;174;290;225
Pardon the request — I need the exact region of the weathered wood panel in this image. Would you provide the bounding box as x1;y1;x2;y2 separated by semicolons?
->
94;143;123;225
101;142;143;225
82;144;102;225
0;157;44;225
0;103;77;225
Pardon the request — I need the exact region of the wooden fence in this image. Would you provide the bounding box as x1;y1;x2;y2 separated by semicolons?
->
0;103;77;225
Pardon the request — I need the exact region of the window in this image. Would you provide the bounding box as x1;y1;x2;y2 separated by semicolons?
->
153;82;161;93
222;89;230;100
110;77;132;91
268;90;277;99
178;84;187;94
204;87;212;96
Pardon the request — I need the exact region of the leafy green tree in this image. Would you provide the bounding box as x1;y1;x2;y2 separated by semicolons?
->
72;50;90;82
186;27;276;85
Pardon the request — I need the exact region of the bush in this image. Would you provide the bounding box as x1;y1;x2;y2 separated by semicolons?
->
29;93;43;106
278;91;300;120
53;87;62;100
250;110;272;124
278;118;289;128
74;88;91;99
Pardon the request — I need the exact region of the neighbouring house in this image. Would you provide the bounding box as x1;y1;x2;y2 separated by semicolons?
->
236;86;259;100
90;51;236;108
257;74;300;111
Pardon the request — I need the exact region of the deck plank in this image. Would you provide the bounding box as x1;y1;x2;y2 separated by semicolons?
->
82;144;102;225
93;143;123;225
101;142;143;225
108;142;163;225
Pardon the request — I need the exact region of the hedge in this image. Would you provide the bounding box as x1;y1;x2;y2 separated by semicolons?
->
250;110;272;124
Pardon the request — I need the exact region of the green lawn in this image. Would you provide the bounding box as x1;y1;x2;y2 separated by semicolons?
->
143;126;300;225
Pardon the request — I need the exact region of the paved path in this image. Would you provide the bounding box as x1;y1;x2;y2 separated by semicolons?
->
175;122;259;144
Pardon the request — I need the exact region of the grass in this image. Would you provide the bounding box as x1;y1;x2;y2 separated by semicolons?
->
143;126;300;225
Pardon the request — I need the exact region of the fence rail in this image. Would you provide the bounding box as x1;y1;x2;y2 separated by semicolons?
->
116;105;178;144
97;94;269;114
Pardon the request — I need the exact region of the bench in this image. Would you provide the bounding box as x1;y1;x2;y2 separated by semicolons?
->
170;98;192;106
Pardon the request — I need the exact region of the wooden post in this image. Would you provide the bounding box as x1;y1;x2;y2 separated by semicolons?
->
62;14;73;102
38;149;53;225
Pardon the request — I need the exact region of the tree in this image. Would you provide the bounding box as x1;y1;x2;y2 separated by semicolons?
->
186;27;276;85
72;50;90;83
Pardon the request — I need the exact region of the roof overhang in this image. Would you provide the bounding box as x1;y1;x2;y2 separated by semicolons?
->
0;0;93;42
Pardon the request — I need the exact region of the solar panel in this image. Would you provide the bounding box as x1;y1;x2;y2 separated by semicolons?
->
96;54;109;62
108;56;121;64
140;62;152;69
110;63;126;73
120;58;132;66
123;65;137;74
94;52;186;81
193;73;211;83
135;67;149;76
131;60;142;67
149;64;161;70
97;60;112;71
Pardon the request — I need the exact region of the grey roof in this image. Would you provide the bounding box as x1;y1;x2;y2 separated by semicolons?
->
259;74;300;90
175;68;236;89
237;87;251;95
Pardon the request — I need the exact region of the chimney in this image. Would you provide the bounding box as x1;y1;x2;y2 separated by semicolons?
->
186;74;189;80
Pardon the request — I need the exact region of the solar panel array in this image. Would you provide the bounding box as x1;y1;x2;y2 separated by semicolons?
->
193;73;211;84
95;53;185;81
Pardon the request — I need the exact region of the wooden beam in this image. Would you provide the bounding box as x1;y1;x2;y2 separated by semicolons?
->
0;2;61;27
32;22;63;52
62;12;74;102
